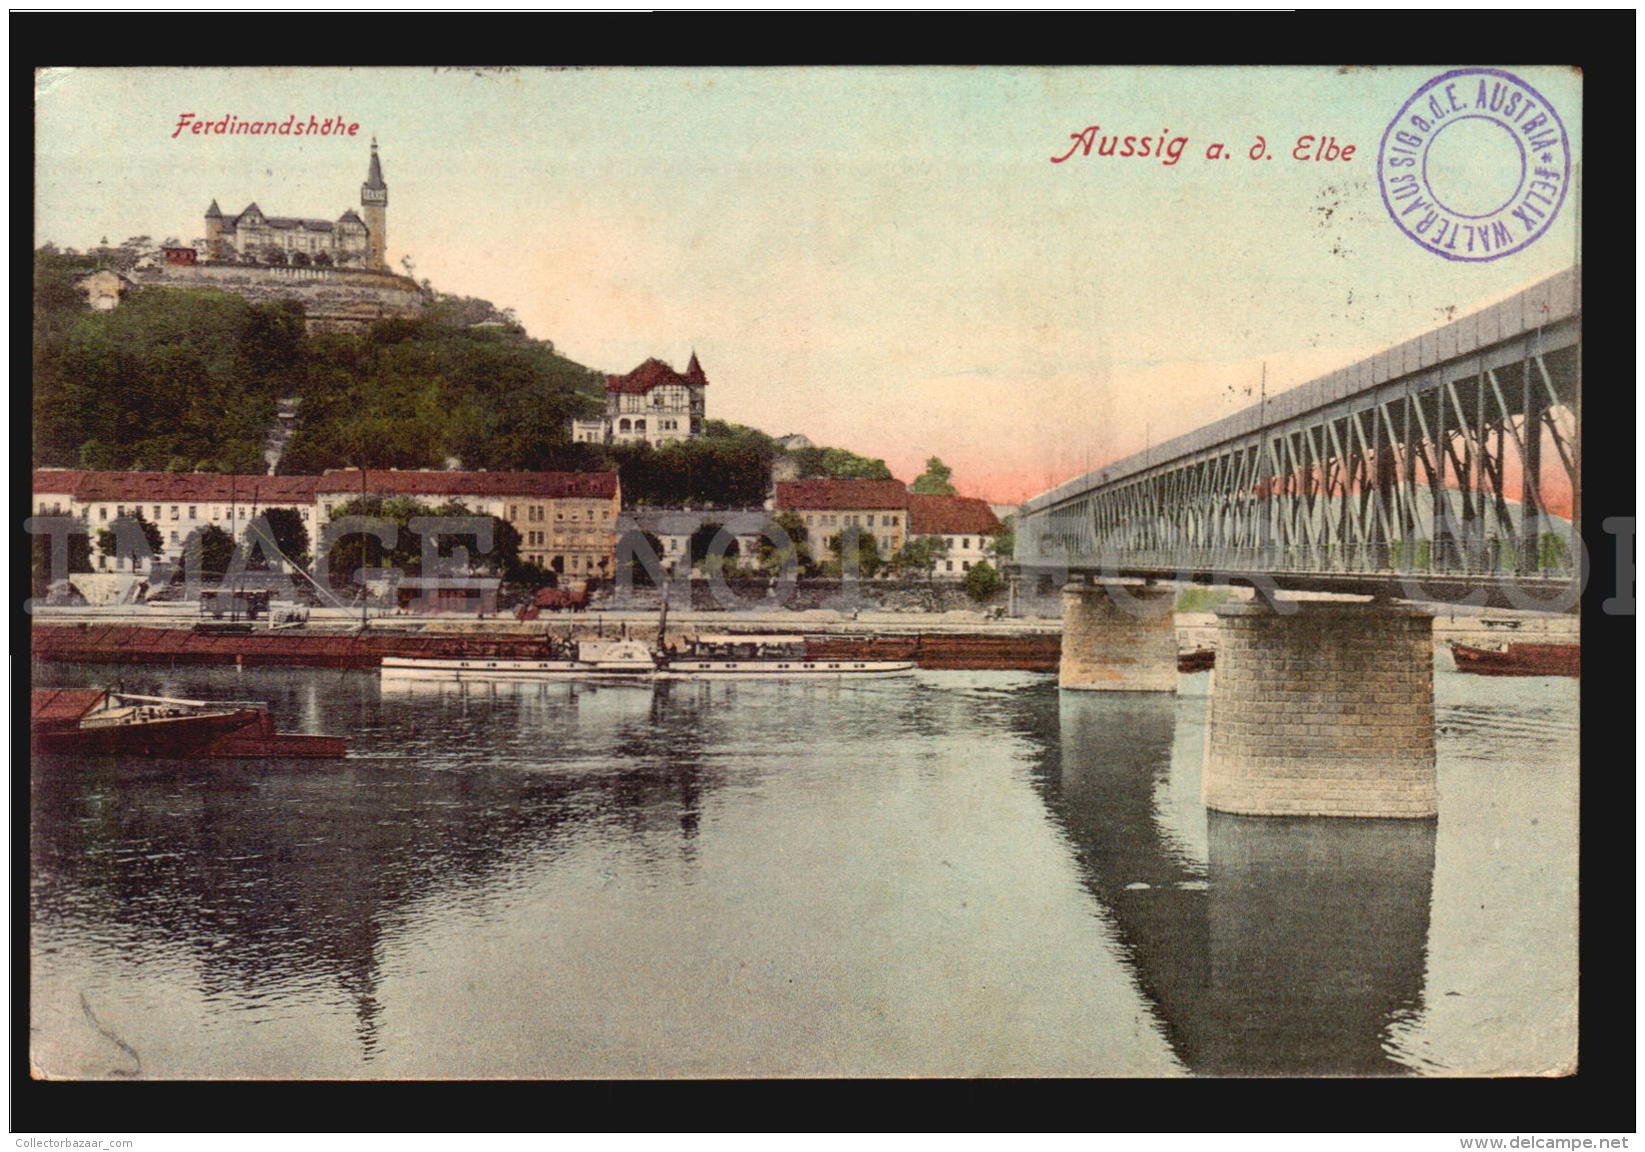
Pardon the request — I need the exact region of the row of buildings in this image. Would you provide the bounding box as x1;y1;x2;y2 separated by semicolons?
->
31;468;622;581
32;471;1006;585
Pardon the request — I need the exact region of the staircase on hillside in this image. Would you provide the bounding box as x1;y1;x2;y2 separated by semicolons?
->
263;397;300;474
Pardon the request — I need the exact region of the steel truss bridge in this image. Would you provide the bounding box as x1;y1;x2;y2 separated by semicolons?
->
1016;269;1580;612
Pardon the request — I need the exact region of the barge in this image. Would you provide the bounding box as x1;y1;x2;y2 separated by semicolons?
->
31;688;348;758
33;623;1216;675
1448;641;1579;677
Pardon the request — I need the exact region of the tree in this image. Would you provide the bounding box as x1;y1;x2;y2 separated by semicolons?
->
434;506;521;577
789;444;892;480
759;511;809;575
990;515;1016;564
896;535;950;581
503;555;554;591
35;285;292;473
688;522;739;568
188;523;238;576
910;457;957;495
319;497;519;588
616;529;667;587
827;525;883;577
962;560;1003;603
253;507;310;569
95;512;163;559
31;528;93;598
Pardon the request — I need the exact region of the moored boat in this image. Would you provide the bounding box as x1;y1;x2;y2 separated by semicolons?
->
1177;648;1216;674
1448;641;1579;677
655;634;915;679
380;633;916;680
380;637;659;680
31;689;348;757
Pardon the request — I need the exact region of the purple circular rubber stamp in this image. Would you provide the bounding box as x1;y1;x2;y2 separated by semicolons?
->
1377;68;1570;262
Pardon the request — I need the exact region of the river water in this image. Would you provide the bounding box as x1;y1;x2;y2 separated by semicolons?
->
29;658;1577;1079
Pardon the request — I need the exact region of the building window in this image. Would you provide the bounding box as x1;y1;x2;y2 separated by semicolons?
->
153;506;162;520
963;538;971;550
189;506;197;519
963;561;971;571
171;506;179;520
98;507;108;520
945;561;954;572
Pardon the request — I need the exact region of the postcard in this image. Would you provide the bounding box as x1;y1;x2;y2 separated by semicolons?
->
29;65;1583;1084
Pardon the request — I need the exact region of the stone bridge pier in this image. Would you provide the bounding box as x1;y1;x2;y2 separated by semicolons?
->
1059;581;1177;692
1202;601;1436;819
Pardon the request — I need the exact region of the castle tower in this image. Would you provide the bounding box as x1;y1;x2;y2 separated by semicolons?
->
360;139;388;271
204;199;224;260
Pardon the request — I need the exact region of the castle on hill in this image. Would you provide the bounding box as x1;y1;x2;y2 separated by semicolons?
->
79;142;423;333
202;141;390;270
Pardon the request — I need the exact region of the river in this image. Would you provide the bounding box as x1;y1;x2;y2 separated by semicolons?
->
29;658;1577;1079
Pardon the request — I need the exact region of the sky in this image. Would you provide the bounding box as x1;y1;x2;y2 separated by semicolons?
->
34;65;1581;505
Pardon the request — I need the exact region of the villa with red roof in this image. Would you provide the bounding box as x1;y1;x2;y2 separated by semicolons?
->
571;353;708;448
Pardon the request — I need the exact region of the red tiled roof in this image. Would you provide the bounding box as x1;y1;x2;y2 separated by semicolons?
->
907;493;1004;537
314;470;619;500
32;470;89;494
606;357;707;395
775;479;911;511
35;471;319;504
71;473;319;504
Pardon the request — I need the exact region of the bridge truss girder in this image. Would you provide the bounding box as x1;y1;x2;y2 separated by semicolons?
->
1019;331;1579;611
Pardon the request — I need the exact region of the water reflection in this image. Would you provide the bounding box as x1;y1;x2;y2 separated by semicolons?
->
32;670;724;1070
1037;684;1436;1076
1202;812;1434;1076
31;662;1573;1078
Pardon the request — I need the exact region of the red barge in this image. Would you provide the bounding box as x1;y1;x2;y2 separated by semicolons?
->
1448;641;1579;677
31;688;348;758
31;623;1218;675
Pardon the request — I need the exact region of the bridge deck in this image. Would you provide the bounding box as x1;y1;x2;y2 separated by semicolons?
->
1015;269;1580;611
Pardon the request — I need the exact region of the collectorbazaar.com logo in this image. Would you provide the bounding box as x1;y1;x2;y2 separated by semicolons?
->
1377;68;1571;262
